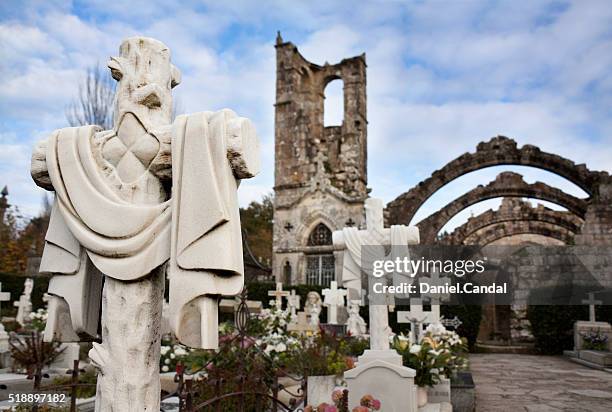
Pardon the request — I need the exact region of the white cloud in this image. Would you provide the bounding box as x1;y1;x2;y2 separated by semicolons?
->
1;0;611;227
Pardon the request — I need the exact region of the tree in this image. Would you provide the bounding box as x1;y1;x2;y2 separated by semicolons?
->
66;64;115;129
239;194;273;265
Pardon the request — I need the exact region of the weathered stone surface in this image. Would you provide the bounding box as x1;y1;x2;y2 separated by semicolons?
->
272;36;367;284
445;198;583;246
416;172;587;244
386;136;608;226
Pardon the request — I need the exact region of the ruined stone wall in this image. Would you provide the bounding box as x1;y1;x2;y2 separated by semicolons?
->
273;35;367;284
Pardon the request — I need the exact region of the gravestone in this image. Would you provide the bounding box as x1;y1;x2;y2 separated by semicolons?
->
31;37;260;411
322;281;347;325
573;292;611;352
0;283;10;352
334;198;420;412
397;298;441;343
14;278;33;327
287;289;301;318
268;282;289;309
287;312;316;334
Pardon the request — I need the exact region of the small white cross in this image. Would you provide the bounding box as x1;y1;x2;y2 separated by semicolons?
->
268;282;289;308
0;283;10;317
322;281;347;325
397;298;440;342
287;290;301;318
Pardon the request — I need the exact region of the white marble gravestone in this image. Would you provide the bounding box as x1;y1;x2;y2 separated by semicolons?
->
397;298;441;343
31;37;260;411
322;281;347;325
333;198;419;412
287;289;301;318
14;278;33;327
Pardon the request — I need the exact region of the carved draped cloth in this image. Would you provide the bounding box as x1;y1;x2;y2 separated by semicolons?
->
339;225;420;301
41;112;248;348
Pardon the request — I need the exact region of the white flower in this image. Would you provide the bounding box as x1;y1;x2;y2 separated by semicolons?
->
410;344;422;354
164;358;170;365
170;353;176;359
162;365;169;372
276;343;287;352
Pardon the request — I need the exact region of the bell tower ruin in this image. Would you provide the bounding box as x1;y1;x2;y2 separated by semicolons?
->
272;33;368;286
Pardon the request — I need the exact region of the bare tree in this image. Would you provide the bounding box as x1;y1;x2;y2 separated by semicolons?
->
66;64;115;129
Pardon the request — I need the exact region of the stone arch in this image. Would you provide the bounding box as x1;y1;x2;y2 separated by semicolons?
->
324;78;344;127
444;198;582;245
387;136;607;225
415;172;587;243
461;220;574;246
295;210;338;248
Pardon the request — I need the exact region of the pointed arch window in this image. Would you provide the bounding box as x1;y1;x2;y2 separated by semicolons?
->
306;223;334;286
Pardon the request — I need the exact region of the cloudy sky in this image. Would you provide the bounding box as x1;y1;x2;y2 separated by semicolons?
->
1;0;611;232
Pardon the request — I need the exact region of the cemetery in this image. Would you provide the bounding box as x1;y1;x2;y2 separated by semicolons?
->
1;2;612;412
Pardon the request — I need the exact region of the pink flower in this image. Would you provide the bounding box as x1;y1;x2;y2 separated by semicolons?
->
325;406;338;412
331;389;344;403
304;406;313;412
371;399;381;410
352;407;368;412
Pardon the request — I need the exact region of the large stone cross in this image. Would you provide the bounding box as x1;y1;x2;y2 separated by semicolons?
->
322;281;347;325
333;198;419;351
30;37;260;411
268;282;289;308
582;292;602;322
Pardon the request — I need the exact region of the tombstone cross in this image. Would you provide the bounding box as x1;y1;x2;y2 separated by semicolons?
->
323;281;347;325
287;290;301;318
440;316;463;330
268;282;290;308
419;269;451;305
582;292;602;323
397;298;440;343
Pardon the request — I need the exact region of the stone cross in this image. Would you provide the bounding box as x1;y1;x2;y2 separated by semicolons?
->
30;37;260;411
582;292;602;322
440;316;463;330
419;269;451;305
333;197;419;351
287;289;301;318
322;281;347;325
268;282;289;308
397;298;440;343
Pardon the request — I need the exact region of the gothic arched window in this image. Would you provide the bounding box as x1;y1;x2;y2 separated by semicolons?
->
306;223;334;286
307;223;333;246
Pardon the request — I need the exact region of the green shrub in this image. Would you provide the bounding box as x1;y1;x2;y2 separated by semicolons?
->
527;305;586;354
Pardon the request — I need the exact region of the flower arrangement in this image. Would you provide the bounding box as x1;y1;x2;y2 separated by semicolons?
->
304;388;381;412
353;394;381;411
254;301;300;363
159;340;190;373
392;323;468;387
28;308;48;332
581;329;609;351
